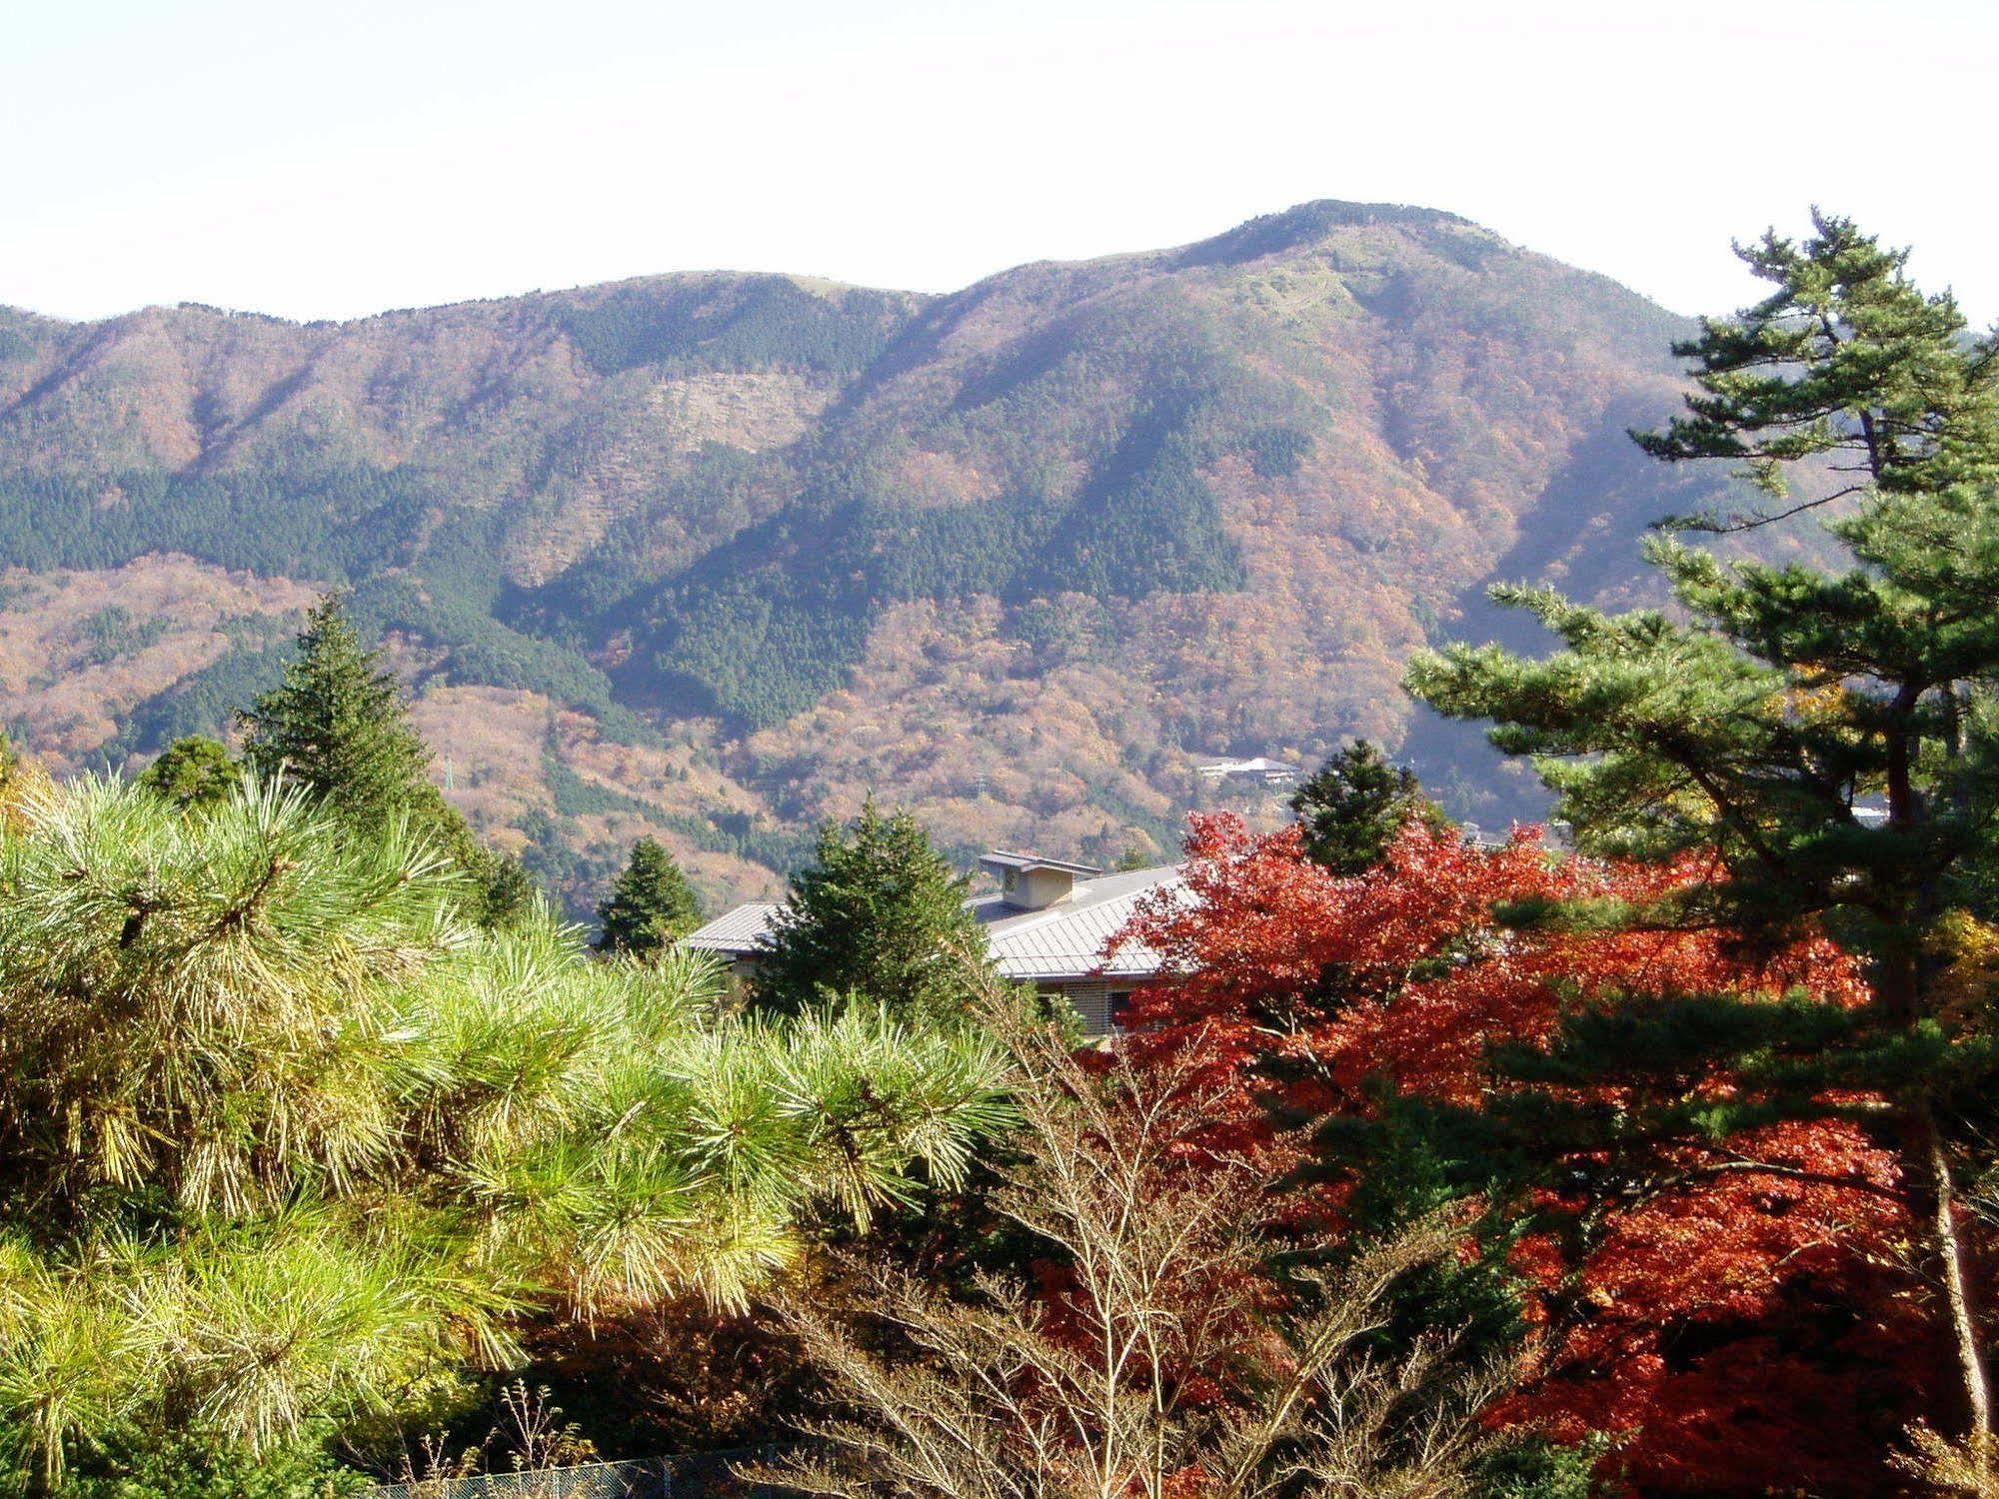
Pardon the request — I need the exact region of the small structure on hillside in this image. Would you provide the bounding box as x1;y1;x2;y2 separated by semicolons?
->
683;850;1186;1036
1197;755;1301;788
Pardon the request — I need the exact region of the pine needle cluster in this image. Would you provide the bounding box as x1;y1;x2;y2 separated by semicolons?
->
0;774;1013;1490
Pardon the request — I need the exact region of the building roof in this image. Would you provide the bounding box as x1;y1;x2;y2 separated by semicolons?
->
1198;756;1299;776
681;865;1188;982
682;902;783;957
971;863;1185;980
979;850;1104;878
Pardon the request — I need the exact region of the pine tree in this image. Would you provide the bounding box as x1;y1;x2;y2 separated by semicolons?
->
239;594;526;927
136;735;236;811
1289;738;1445;874
756;800;996;1023
1406;213;1999;1447
239;594;434;828
1633;210;1999;530
595;837;703;956
473;849;539;930
0;773;1011;1488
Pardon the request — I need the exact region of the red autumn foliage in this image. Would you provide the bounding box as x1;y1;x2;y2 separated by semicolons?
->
1107;813;1947;1495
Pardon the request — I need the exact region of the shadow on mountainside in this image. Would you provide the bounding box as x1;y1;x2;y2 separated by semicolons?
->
1402;398;1735;827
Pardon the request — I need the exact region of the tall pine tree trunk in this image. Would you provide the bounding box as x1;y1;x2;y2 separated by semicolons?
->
1923;1108;1992;1441
1884;940;1992;1444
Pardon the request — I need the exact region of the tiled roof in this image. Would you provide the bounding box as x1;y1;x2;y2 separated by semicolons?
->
679;866;1188;982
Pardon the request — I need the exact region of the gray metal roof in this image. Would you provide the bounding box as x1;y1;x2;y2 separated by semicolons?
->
682;901;783;956
970;864;1184;979
680;866;1187;982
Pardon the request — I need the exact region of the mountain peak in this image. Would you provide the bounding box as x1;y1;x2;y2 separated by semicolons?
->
1173;198;1478;269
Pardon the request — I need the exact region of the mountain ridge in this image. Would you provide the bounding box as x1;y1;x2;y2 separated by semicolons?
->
0;199;1637;330
0;199;1769;913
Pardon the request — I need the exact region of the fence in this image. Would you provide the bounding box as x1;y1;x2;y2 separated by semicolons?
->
367;1459;665;1499
365;1447;799;1499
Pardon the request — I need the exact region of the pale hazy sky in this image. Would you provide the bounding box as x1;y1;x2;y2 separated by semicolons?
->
5;0;1995;326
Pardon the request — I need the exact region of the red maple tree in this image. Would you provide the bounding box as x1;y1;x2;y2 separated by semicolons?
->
1108;813;1947;1494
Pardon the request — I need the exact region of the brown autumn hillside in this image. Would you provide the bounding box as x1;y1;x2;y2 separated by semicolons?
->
0;200;1776;913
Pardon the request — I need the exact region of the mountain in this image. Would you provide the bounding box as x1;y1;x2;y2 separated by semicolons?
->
0;200;1787;912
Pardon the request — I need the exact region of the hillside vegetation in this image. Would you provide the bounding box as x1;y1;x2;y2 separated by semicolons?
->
0;200;1760;907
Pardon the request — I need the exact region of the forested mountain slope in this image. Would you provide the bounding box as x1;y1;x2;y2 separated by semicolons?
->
0;200;1780;909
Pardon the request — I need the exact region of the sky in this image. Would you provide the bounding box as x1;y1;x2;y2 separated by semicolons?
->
5;0;1996;326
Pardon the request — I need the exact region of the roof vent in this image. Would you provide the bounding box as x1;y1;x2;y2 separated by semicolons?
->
980;850;1102;912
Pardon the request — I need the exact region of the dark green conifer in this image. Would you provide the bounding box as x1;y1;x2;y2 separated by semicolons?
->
595;837;703;957
1406;212;1999;1442
1635;210;1999;529
474;852;540;931
239;593;523;926
756;800;995;1024
1290;739;1445;874
137;735;237;811
1113;844;1154;873
239;595;435;826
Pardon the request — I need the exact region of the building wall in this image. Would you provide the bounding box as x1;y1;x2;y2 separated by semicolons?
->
1043;980;1133;1037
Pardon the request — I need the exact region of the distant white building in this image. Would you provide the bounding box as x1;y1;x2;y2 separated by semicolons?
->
1463;820;1568;851
1197;756;1301;788
683;850;1186;1036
